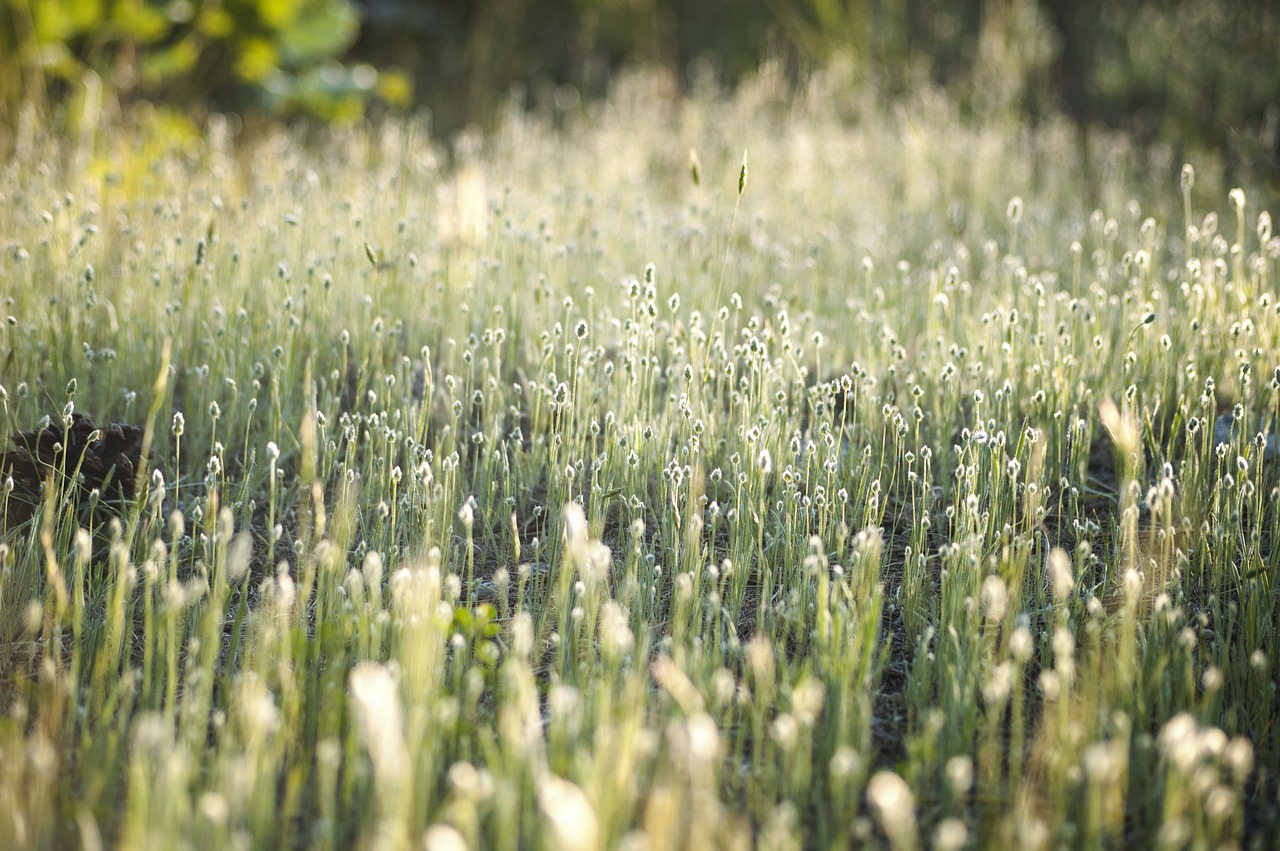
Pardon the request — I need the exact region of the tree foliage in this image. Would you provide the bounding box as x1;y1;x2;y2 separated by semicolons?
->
0;0;410;125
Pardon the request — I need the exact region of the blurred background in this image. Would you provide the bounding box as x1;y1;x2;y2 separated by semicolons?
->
1;0;1277;186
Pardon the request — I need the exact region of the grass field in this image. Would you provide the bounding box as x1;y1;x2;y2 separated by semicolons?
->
1;68;1278;849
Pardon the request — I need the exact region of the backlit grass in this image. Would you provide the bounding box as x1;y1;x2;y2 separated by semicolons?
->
1;68;1277;849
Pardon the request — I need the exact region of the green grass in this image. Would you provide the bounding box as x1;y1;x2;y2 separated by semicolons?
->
1;68;1277;849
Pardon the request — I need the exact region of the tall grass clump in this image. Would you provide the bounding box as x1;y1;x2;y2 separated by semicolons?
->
0;67;1277;848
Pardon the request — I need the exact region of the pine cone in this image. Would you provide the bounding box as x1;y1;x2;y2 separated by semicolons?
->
1;414;144;528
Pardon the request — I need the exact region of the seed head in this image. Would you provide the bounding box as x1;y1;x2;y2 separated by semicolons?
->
423;825;467;851
537;776;598;851
867;771;918;851
980;574;1007;623
934;819;968;851
1046;547;1074;604
1007;196;1023;224
349;663;407;785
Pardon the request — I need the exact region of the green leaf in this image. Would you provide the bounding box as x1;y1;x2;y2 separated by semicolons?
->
110;0;169;43
256;0;297;31
476;641;501;668
234;37;279;83
33;0;98;42
375;69;414;108
276;0;357;66
140;38;199;83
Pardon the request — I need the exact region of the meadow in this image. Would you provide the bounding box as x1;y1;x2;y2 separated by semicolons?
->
0;66;1277;849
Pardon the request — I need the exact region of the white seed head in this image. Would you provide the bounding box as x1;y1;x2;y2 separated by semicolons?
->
1046;547;1074;604
945;755;973;795
980;574;1007;623
198;792;230;826
1098;397;1139;465
982;661;1013;708
770;713;799;751
686;712;721;763
537;776;598;851
1007;196;1023;224
1009;624;1033;663
511;612;534;661
790;677;825;725
600;600;634;657
362;550;384;591
1226;737;1253;782
422;824;468;851
933;818;968;851
829;746;863;780
349;663;408;785
867;771;918;851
